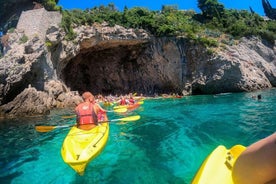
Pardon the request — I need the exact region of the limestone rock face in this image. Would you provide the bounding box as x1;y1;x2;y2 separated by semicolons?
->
188;37;276;94
0;17;275;117
0;31;48;106
0;80;83;117
0;87;51;117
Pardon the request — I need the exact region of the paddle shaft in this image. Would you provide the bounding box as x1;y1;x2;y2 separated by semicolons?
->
35;115;140;132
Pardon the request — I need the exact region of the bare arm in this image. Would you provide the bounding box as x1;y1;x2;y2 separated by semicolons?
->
232;133;276;184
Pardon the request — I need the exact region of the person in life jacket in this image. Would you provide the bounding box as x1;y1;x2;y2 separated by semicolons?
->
75;92;108;130
128;95;135;105
119;96;128;105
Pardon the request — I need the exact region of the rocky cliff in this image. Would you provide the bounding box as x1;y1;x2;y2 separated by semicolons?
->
0;10;275;117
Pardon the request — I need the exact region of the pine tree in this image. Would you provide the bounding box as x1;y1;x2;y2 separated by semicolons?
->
262;0;276;19
197;0;225;20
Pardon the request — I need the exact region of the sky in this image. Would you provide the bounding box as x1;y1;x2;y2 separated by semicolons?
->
58;0;276;16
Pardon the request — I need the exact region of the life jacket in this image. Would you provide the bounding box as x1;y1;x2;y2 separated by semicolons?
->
120;98;127;105
129;98;135;104
76;102;98;125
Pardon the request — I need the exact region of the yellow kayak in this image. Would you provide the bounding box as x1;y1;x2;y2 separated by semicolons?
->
192;145;246;184
61;122;109;175
103;102;113;107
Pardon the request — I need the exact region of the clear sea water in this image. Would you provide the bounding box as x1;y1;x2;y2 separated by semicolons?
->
0;89;275;184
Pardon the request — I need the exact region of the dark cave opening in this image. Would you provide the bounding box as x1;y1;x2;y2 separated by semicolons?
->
62;44;146;96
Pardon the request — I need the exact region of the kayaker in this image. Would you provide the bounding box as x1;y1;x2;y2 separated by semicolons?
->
75;92;108;130
119;96;129;105
232;132;276;184
128;96;135;104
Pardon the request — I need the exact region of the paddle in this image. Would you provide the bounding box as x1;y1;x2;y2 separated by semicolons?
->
61;108;128;119
109;108;128;113
35;115;141;133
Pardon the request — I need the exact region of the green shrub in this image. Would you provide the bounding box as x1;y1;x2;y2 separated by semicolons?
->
207;48;214;55
221;38;234;46
59;3;275;46
260;30;276;45
19;34;28;44
45;41;52;47
8;28;15;33
38;0;61;11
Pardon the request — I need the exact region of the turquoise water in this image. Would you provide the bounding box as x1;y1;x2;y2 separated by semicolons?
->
0;89;275;184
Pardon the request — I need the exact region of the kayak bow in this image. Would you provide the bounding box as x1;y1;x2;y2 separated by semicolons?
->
61;122;109;175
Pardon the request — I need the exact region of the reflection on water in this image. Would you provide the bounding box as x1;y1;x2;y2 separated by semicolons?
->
0;89;275;183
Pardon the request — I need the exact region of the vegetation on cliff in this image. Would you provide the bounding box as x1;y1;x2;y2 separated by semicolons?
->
37;0;61;11
61;0;276;46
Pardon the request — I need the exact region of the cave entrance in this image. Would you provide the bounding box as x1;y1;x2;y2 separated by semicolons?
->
62;43;146;95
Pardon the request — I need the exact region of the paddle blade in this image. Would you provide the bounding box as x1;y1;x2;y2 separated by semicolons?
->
35;126;56;132
113;108;127;113
119;115;141;122
138;101;144;105
35;124;73;132
113;105;126;110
